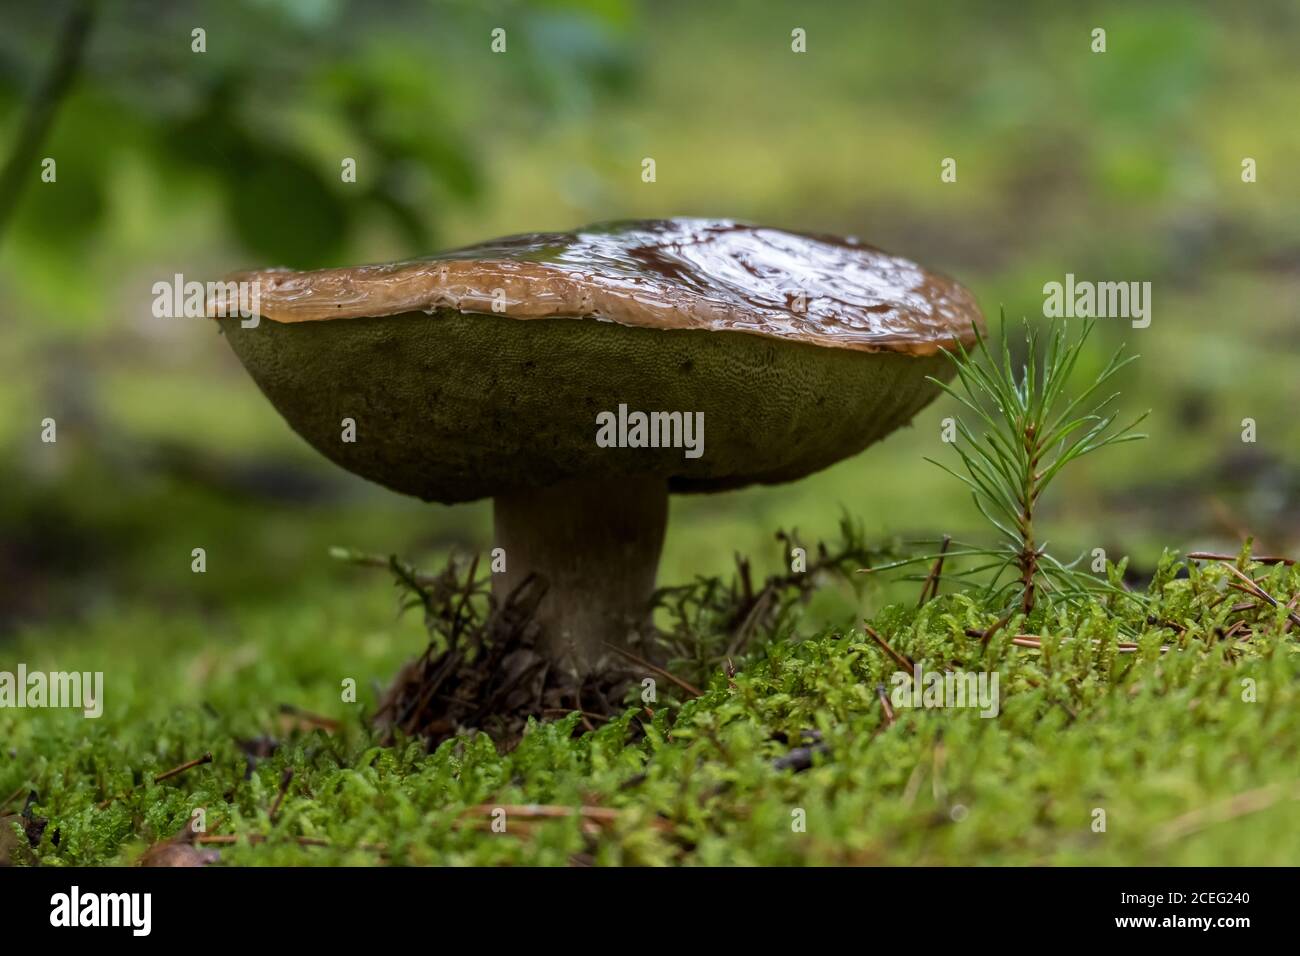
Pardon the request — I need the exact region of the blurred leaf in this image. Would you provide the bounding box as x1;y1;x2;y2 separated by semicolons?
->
224;150;349;266
12;154;106;249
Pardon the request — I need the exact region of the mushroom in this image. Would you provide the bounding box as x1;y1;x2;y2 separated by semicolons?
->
210;219;983;677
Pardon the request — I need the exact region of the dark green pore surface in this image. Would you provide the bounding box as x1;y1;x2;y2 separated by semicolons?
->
219;311;953;504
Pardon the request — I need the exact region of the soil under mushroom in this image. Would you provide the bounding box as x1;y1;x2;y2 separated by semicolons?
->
372;573;654;748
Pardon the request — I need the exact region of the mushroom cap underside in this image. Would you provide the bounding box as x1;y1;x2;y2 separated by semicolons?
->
219;309;956;504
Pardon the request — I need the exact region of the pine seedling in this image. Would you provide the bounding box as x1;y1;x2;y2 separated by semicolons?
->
922;315;1148;617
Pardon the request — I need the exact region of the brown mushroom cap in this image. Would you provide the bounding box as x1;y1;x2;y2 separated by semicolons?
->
218;219;981;355
213;219;983;504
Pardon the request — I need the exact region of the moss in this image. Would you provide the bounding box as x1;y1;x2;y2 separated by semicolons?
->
3;550;1297;866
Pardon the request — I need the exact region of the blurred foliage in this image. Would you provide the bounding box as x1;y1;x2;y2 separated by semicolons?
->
1;0;636;280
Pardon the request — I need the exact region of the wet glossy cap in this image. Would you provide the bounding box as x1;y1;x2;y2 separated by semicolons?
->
215;219;983;355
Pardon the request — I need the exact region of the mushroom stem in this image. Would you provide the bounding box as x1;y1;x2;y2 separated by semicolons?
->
492;475;668;676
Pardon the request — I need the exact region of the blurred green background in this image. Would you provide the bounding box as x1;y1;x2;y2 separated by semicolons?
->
2;0;1299;639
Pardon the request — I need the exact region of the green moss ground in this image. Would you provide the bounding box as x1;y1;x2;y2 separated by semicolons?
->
4;550;1297;866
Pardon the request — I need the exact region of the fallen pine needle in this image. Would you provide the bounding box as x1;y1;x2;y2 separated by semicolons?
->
863;624;914;672
1219;562;1300;629
1010;634;1143;653
460;803;622;824
195;833;389;855
876;683;896;727
600;643;702;698
154;751;213;784
1188;551;1293;566
1150;780;1300;846
457;803;675;834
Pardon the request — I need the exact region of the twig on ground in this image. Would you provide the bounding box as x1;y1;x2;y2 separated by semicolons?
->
1188;551;1293;566
278;704;340;732
601;642;702;698
918;535;952;607
0;785;26;813
1150;780;1300;846
542;708;610;723
195;833;389;855
1010;634;1145;654
863;623;914;672
876;683;896;727
153;752;213;784
99;751;214;809
1219;562;1300;629
456;803;676;837
268;769;293;822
